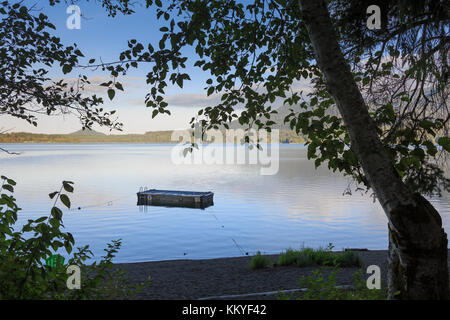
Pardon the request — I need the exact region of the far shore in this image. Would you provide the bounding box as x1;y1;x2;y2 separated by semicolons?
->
0;128;306;144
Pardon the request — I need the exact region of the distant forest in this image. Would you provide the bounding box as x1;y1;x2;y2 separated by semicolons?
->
0;129;306;144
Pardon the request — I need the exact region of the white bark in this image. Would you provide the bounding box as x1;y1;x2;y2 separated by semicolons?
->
298;0;449;299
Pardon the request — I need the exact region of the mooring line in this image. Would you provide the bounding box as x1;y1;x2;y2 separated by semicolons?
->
69;196;128;211
231;238;248;256
209;212;248;256
71;193;251;258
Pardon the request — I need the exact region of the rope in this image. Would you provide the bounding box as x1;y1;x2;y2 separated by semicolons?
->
210;212;248;256
71;189;250;258
231;238;248;256
69;196;128;211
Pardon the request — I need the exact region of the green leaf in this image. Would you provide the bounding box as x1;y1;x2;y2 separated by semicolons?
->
437;136;450;152
419;119;434;129
3;185;13;192
307;142;317;159
34;217;47;223
115;82;124;91
49;191;58;199
159;38;165;49
314;158;322;168
60;194;71;209
107;89;115;100
423;141;437;156
49;217;60;228
62;65;72;74
62;181;74;193
65;242;72;255
100;81;112;87
67;232;74;244
176;77;183;88
51;207;63;220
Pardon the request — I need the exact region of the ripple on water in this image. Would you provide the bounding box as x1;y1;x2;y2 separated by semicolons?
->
2;143;449;263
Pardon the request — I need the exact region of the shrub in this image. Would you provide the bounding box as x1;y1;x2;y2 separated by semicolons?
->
278;248;299;266
335;250;363;268
295;250;315;267
0;176;150;299
310;248;335;266
275;245;362;268
250;251;271;270
277;267;387;300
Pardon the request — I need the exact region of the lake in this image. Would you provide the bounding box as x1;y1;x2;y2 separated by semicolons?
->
1;143;449;263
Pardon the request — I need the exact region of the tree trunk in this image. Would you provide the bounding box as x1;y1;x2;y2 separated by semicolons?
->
298;0;449;299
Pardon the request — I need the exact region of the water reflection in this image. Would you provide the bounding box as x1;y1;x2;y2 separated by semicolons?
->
1;143;448;263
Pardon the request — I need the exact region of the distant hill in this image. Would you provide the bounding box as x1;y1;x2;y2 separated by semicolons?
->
68;129;106;136
0;106;309;144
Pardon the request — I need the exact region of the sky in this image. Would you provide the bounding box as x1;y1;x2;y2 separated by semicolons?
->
1;0;232;134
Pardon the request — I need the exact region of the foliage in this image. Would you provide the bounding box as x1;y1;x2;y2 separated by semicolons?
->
249;251;272;270
277;268;387;300
71;0;449;197
0;175;150;299
0;0;122;131
292;0;450;196
278;248;301;266
277;245;362;268
5;0;447;194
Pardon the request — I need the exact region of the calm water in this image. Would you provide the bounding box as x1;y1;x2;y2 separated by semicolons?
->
1;143;449;263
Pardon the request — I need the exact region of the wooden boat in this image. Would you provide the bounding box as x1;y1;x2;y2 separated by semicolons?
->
137;189;214;209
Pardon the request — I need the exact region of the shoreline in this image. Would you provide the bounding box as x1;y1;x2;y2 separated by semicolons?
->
114;250;389;300
0;141;304;144
115;249;450;300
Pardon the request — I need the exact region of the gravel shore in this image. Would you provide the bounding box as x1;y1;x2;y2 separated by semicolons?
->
115;249;450;300
115;250;377;299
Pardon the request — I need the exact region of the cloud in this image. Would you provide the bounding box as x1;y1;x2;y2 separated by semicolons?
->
165;93;223;107
121;77;315;111
125;92;223;108
133;78;313;108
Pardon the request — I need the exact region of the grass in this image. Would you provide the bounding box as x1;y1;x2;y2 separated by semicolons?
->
277;268;387;300
249;251;272;270
249;245;363;270
277;248;299;266
277;246;363;268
